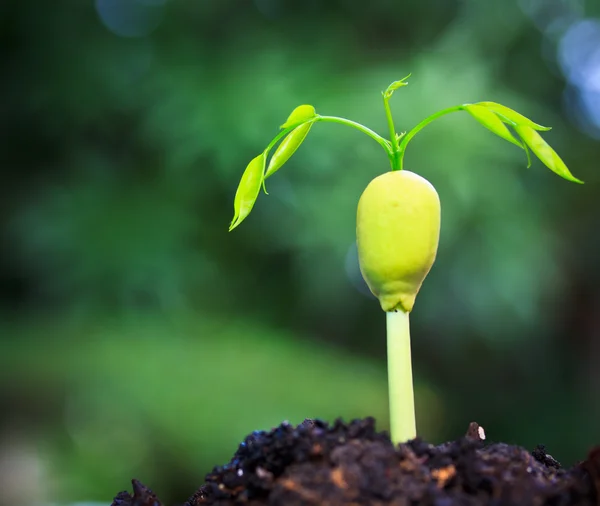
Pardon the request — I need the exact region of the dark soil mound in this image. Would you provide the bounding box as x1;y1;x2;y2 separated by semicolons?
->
112;418;600;506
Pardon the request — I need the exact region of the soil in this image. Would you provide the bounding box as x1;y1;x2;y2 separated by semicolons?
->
112;418;600;506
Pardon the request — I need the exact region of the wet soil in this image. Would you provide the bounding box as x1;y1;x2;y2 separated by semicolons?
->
112;418;600;506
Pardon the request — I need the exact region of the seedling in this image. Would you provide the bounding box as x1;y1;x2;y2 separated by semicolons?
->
228;75;582;445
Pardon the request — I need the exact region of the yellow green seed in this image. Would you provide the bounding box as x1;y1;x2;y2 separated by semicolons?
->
356;170;441;312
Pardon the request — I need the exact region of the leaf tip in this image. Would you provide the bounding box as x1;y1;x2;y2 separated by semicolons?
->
280;105;317;129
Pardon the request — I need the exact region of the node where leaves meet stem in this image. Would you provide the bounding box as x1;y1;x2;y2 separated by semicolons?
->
386;309;416;444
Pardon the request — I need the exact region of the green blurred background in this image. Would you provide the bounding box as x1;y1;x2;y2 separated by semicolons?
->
1;0;599;504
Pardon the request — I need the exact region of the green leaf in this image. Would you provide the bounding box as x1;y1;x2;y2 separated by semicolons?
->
266;122;313;178
280;105;316;129
514;125;583;183
464;104;523;149
520;137;532;168
477;102;551;131
229;153;267;231
383;74;411;99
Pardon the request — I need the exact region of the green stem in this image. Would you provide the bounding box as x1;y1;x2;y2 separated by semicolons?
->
397;105;465;170
383;94;401;170
386;309;416;444
316;115;393;158
263;116;393;185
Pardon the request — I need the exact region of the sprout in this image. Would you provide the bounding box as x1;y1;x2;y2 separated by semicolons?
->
228;75;582;445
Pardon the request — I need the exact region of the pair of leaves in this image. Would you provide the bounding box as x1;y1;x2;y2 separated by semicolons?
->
229;105;317;231
266;104;316;179
465;102;583;184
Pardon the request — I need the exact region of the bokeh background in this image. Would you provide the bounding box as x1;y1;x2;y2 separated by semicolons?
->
1;0;599;504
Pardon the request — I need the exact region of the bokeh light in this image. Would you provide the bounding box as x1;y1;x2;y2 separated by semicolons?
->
95;0;167;38
558;18;600;136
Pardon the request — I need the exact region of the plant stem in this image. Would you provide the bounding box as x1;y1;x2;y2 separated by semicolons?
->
397;105;465;170
383;94;401;171
386;309;416;444
316;115;393;157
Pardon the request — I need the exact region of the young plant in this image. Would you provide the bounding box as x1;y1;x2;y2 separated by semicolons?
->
228;75;582;445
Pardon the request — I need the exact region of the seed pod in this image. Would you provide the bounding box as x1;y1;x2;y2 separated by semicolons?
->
356;170;441;312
